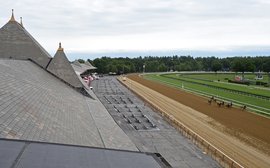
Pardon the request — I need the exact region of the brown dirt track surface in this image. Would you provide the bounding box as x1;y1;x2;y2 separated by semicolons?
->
125;74;270;168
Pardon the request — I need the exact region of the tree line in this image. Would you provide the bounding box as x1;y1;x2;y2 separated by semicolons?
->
77;56;270;74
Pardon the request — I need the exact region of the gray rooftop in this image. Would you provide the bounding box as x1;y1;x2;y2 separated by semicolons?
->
47;45;84;88
0;59;137;151
72;61;97;75
85;61;97;69
0;139;170;168
0;18;51;68
0;14;87;91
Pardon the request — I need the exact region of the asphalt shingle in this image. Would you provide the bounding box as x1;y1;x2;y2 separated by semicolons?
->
0;20;51;68
0;60;137;151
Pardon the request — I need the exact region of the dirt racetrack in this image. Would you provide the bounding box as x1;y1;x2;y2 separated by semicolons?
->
125;74;270;168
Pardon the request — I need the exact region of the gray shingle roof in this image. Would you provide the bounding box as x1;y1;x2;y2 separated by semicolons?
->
72;61;97;75
0;14;91;92
85;61;97;69
73;60;82;67
0;20;51;68
47;45;84;88
0;59;137;151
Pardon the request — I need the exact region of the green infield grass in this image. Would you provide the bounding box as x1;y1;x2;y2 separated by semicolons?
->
182;73;269;84
163;73;270;97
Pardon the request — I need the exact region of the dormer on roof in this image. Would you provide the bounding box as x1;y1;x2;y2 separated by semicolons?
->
73;60;82;67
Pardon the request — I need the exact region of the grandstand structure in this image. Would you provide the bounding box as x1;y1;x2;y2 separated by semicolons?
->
0;10;219;167
71;60;97;76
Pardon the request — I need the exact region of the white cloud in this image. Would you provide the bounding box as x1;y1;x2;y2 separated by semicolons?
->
1;0;270;57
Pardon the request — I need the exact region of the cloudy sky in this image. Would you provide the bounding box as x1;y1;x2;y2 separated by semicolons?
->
1;0;270;60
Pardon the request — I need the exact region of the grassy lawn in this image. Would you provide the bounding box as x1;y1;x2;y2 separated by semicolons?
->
183;73;269;83
144;73;270;115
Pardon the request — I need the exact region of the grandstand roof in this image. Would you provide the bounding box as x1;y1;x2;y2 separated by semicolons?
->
0;59;137;151
0;10;51;68
72;61;97;75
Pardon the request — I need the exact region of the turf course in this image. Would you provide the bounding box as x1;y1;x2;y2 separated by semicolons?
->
165;74;270;97
183;73;269;84
144;73;270;116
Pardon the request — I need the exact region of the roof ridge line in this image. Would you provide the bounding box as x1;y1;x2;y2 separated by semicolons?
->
21;26;52;58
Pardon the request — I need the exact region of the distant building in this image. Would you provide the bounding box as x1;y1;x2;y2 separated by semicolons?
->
71;60;97;77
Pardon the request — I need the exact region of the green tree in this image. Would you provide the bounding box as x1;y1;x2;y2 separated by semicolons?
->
245;61;256;72
232;59;245;78
93;57;110;74
158;63;167;72
106;64;117;73
145;61;159;72
211;60;222;73
123;65;130;74
221;59;231;71
89;55;269;75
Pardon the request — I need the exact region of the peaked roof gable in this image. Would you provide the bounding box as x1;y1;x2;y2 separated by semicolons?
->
71;60;97;75
85;61;97;69
0;16;51;68
47;44;83;88
73;60;82;67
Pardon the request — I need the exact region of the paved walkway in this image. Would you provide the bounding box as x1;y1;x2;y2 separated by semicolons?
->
92;76;220;168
